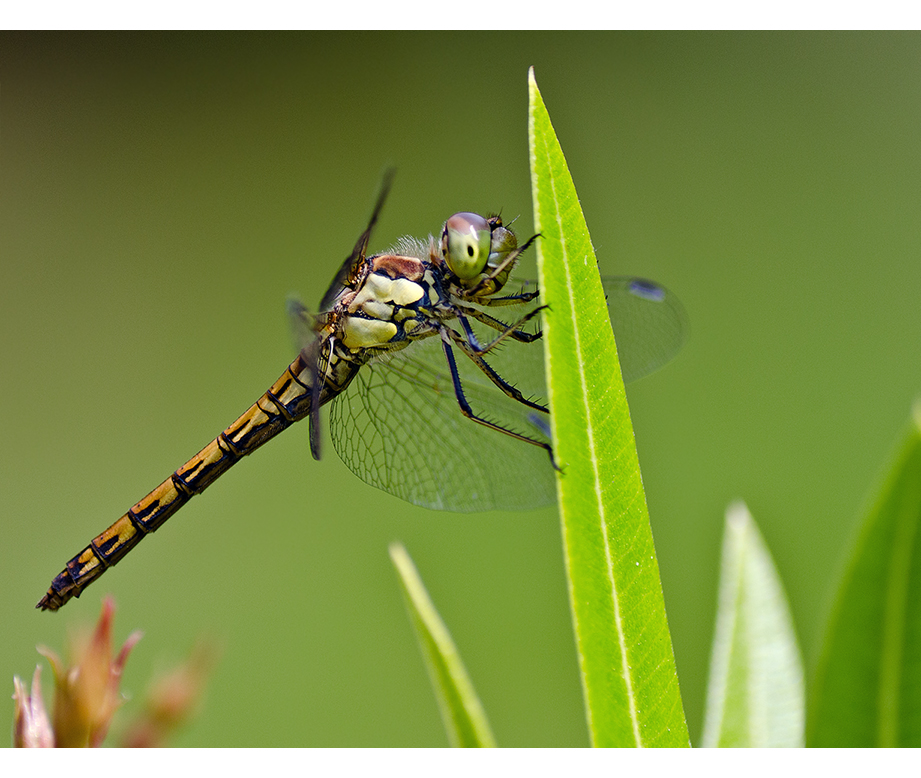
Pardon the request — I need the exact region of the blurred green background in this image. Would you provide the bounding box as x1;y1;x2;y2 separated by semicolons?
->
2;32;921;747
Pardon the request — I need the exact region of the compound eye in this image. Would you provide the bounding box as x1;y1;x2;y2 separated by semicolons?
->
441;212;491;280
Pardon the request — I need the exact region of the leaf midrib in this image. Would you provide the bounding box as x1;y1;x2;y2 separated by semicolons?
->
535;133;641;748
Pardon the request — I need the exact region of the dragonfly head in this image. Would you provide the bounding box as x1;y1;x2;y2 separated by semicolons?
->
441;212;520;290
441;212;492;281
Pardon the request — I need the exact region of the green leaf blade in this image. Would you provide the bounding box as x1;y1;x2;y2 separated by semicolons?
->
808;406;921;747
701;502;804;748
389;543;496;748
528;68;688;748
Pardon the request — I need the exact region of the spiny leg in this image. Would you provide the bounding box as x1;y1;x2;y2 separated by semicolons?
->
454;304;547;355
439;334;554;467
478;287;540;307
463;305;546;348
469;233;540;297
443;327;548;415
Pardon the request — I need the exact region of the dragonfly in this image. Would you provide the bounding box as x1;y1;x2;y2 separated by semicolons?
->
37;173;687;611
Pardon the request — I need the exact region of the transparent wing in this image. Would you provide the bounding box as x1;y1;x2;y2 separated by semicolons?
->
295;275;687;513
464;275;688;384
329;317;555;513
319;169;396;311
287;296;320;352
602;277;688;383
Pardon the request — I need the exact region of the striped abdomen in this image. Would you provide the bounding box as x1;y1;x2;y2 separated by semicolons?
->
37;345;356;611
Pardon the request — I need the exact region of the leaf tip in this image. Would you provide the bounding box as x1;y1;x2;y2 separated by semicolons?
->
726;500;752;530
388;541;410;571
911;399;921;434
528;66;543;109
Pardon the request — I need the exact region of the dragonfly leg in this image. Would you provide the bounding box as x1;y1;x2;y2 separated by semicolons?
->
469;233;540;296
465;305;546;348
443;325;549;416
454;304;546;357
477;287;540;307
439;333;554;466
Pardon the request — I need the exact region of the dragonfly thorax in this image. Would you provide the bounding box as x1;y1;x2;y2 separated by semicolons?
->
330;211;534;356
334;252;442;352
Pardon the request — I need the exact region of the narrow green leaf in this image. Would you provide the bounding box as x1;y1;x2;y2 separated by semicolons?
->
701;502;804;747
389;542;496;747
808;406;921;747
527;68;688;747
